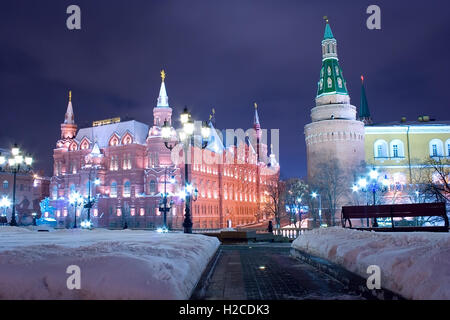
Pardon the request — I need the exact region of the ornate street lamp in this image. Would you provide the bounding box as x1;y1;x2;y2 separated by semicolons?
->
311;192;322;227
69;191;83;229
83;170;100;229
0;196;11;224
161;107;210;233
158;166;176;232
0;144;33;226
354;169;389;227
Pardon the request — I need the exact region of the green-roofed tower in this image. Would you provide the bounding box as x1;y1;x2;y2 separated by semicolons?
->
304;18;366;215
316;19;349;99
359;75;372;125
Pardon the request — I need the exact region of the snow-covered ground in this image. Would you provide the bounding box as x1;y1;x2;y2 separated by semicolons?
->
292;227;450;300
0;227;220;299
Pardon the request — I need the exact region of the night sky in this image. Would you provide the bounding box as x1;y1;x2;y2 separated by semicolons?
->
0;0;448;178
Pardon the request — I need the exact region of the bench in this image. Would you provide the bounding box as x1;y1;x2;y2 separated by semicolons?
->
0;216;7;226
341;202;449;232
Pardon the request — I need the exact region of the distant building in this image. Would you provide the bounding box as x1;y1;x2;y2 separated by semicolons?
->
49;73;279;229
0;148;50;224
304;20;449;222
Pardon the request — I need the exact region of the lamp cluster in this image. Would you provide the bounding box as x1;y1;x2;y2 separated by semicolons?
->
0;145;33;168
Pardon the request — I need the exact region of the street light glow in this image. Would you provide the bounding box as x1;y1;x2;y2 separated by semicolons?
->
369;169;378;180
0;196;11;208
183;121;194;136
94;178;101;185
0;156;5;165
358;178;367;188
311;192;317;198
161;120;172;139
25;156;33;166
11;147;19;156
352;185;359;192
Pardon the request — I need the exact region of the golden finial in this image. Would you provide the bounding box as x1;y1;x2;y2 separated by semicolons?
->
254;102;258;109
160;69;166;82
69;90;72;102
212;108;215;115
323;15;329;23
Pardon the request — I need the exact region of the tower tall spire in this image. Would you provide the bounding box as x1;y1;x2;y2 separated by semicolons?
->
359;75;372;125
152;69;173;128
316;17;348;101
60;90;77;140
253;102;261;130
64;90;75;124
157;69;169;108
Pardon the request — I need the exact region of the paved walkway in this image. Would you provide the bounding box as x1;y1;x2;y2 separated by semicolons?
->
201;243;363;300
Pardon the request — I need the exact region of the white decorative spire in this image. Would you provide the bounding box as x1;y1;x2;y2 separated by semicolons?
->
64;90;75;124
157;69;169;107
253;102;261;131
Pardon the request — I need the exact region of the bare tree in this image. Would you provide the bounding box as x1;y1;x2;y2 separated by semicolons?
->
284;178;310;227
423;158;450;203
311;158;349;226
261;175;285;228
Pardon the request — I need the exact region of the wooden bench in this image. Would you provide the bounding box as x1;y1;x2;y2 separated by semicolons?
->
342;202;449;232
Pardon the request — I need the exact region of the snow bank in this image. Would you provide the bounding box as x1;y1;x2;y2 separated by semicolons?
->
292;227;450;300
0;227;220;300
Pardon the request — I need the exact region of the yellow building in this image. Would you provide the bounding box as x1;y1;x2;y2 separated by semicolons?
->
365;119;450;182
358;78;450;204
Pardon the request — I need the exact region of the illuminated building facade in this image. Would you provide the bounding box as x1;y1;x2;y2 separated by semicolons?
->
49;74;279;229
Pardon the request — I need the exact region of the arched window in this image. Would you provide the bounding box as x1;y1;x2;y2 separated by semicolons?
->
390;139;405;158
110;181;117;198
123;180;131;198
149;180;156;194
80;138;90;150
2;180;8;189
446;139;450;157
122;133;133;145
109;134;119;147
69;142;77;151
337;78;343;88
374;139;388;159
327;77;332;88
429;139;444;157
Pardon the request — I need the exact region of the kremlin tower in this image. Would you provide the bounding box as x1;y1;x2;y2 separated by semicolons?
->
304;19;365;187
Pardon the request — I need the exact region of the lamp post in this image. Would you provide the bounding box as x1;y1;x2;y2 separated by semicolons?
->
355;169;389;227
0;144;33;226
161;107;210;233
0;196;11;223
69;191;83;229
83;170;99;229
158;166;176;231
311;192;322;227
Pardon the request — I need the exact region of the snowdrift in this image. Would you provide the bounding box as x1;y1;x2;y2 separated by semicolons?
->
292;227;450;300
0;227;219;299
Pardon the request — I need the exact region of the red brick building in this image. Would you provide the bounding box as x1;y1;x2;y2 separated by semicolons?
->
49;74;279;229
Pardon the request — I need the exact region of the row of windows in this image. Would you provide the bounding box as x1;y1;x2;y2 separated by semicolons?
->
2;180;31;191
374;138;450;159
69;133;134;151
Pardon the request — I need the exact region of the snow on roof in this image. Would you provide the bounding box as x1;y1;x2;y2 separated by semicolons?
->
75;120;149;148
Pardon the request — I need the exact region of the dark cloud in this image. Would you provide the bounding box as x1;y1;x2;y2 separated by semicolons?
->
0;0;448;178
